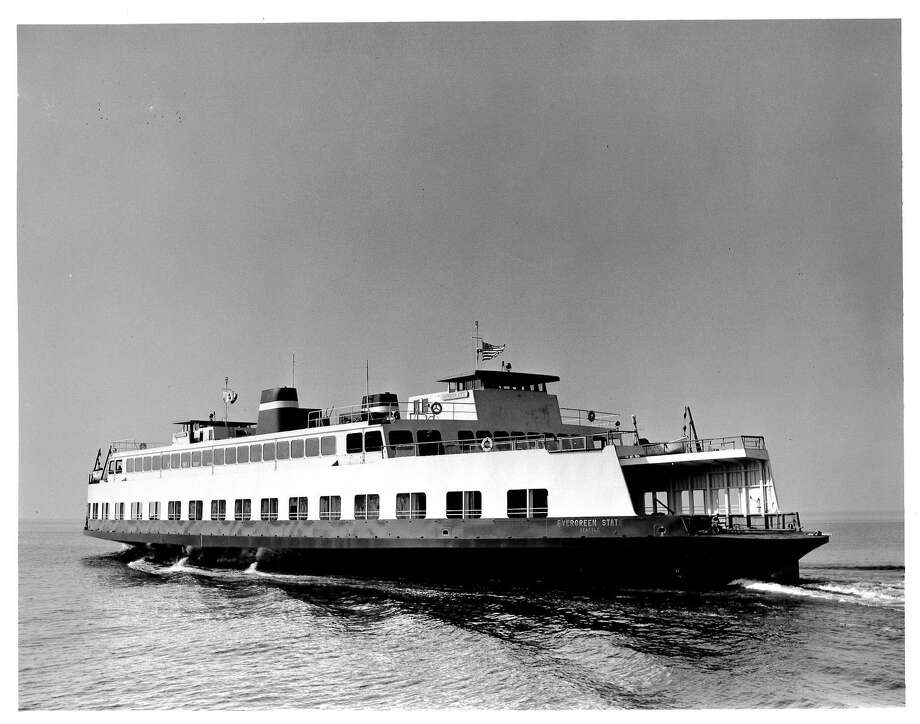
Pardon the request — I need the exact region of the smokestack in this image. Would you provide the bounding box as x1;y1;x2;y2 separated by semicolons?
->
257;387;307;434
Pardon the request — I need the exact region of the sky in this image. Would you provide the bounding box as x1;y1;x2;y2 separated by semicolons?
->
17;20;901;518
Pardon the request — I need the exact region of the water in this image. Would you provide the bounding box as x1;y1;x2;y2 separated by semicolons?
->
19;515;904;709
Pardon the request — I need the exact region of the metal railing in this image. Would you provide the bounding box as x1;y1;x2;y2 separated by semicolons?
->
109;439;169;452
634;435;765;457
714;512;801;531
560;408;621;427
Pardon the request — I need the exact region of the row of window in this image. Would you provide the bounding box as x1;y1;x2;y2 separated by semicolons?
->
112;429;590;476
87;489;548;521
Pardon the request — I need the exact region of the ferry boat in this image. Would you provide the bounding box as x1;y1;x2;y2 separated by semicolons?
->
84;362;829;586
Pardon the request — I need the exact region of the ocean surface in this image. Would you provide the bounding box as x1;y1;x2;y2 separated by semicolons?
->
19;515;904;709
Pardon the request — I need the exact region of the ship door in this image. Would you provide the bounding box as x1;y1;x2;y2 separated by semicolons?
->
345;432;365;465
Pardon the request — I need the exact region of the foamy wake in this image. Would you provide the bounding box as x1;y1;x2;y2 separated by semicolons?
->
731;578;903;607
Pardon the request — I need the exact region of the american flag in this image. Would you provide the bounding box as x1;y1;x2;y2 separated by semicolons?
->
479;341;506;360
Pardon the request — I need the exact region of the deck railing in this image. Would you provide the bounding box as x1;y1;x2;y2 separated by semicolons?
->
634;435;765;457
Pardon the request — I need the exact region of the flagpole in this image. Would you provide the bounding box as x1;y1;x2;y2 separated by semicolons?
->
474;320;480;370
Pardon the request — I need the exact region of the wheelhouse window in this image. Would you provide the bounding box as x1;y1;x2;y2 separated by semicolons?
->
364;430;383;453
305;437;320;457
188;500;203;520
263;442;275;461
126;458;134;473
446;491;482;519
319;496;341;520
291;439;305;458
210;499;226;521
234;498;251;521
354;494;380;520
320;436;336;456
277;440;290;460
250;444;262;463
346;432;363;454
114;460;123;474
167;500;181;520
507;489;548;518
237;445;249;463
289;497;309;520
148;502;160;520
260;498;278;521
396;492;426;519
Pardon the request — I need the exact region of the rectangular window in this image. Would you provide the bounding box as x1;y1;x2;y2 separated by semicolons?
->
263;442;275;461
202;449;213;466
288;496;309;520
114;460;123;474
291;439;305;458
152;455;161;471
446;491;482;519
319;495;341;520
234;499;251;521
395;492;426;519
364;430;383;453
507;489;548;518
188;500;203;520
180;452;191;468
387;429;415;457
250;444;262;463
277;440;290;460
170;453;181;469
101;503;109;519
130;502;142;520
692;489;705;513
354;494;380;520
237;445;249;463
225;446;236;464
260;498;279;521
168;500;181;520
91;502;98;519
191;450;202;467
148;501;160;520
320;436;336;456
346;432;363;454
143;456;152;471
213;447;224;465
210;499;227;521
305;437;319;457
126;458;134;473
114;502;125;520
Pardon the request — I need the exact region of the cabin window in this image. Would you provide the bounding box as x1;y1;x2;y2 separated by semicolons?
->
544;433;558;451
692;489;705;513
234;499;251;521
250;444;262;463
126;458;134;473
210;500;226;521
180;452;190;468
263;442;275;461
260;498;278;521
289;497;309;520
510;431;525;449
305;438;320;457
152;455;161;471
346;432;363;454
277;440;290;460
679;490;691;514
417;430;442;457
320;436;336;456
319;496;341;520
148;502;160;520
167;500;181;520
643;492;655;514
188;500;203;520
191;451;201;467
170;453;180;469
354;494;380;520
100;503;109;519
237;445;249;464
131;502;143;520
225;446;236;464
364;430;383;453
446;491;482;519
143;456;152;471
592;435;606;450
457;430;474;451
114;460;123;474
507;489;548;518
91;502;98;519
114;502;125;520
396;492;426;519
202;449;213;466
213;447;225;466
494;431;510;451
291;439;305;458
387;429;415;457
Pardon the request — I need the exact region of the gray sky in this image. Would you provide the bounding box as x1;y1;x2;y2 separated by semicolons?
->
18;21;901;518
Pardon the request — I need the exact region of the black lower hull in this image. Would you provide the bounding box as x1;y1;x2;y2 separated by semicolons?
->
86;515;828;587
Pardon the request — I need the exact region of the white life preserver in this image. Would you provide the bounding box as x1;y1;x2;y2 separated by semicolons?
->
481;437;494;452
430;402;443;416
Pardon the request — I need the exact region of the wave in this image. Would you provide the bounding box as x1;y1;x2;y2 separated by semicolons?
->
731;578;904;607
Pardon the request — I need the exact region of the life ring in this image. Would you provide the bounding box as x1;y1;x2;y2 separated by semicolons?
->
430;402;443;415
481;437;494;452
587;410;596;422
